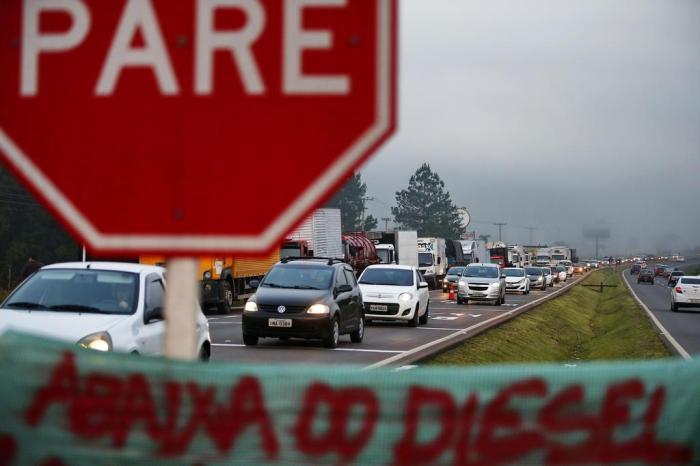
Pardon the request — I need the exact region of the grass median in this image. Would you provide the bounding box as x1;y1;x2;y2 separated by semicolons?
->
429;269;670;366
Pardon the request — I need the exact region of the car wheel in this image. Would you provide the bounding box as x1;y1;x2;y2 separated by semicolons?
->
217;280;234;314
243;333;258;346
324;317;340;348
671;302;679;312
542;283;547;291
419;302;430;325
408;305;419;327
501;292;506;304
350;315;365;343
198;343;211;361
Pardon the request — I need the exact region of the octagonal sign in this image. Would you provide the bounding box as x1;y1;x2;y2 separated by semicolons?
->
0;0;396;254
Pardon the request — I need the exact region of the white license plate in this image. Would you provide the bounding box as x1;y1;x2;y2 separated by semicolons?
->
268;318;292;328
471;292;485;296
369;304;388;312
689;299;700;303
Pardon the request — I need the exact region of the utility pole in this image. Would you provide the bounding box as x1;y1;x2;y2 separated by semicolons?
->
360;196;374;232
381;217;391;231
525;226;536;245
493;222;507;242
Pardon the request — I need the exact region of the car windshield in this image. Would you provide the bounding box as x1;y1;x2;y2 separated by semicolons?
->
446;267;464;276
376;248;392;264
2;269;139;315
359;268;414;286
504;268;525;277
418;253;434;267
552;255;566;260
261;265;333;290
525;268;541;275
463;266;500;278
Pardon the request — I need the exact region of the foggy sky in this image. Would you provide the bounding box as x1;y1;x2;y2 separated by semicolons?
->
361;0;700;257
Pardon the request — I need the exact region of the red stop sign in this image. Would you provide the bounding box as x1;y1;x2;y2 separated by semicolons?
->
0;0;396;255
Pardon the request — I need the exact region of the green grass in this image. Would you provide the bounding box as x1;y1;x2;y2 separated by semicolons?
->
429;269;670;366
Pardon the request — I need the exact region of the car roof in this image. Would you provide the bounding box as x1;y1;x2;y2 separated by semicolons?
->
41;261;163;274
467;263;498;267
277;259;342;267
365;264;415;271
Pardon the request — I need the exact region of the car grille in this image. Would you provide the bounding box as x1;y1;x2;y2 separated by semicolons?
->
259;304;307;314
468;284;489;291
364;302;400;315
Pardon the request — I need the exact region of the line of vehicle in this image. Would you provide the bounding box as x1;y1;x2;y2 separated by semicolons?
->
363;274;586;369
621;271;691;361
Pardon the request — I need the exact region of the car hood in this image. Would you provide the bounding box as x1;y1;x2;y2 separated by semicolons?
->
359;284;414;299
0;309;129;343
505;276;526;283
528;274;543;280
461;277;499;285
254;287;330;306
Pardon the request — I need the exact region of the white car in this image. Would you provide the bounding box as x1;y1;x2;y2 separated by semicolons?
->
0;262;211;359
503;268;530;294
553;266;568;283
358;264;430;326
559;260;574;277
541;267;554;287
671;276;700;312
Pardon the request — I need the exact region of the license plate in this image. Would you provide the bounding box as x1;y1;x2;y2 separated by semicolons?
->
689;299;700;303
369;304;388;312
472;292;485;296
268;318;292;328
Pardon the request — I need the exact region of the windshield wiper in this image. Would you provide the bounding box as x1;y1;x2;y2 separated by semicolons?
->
262;282;289;288
4;301;48;310
289;285;320;290
48;304;107;313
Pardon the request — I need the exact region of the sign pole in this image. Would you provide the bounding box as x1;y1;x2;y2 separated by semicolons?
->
164;257;199;360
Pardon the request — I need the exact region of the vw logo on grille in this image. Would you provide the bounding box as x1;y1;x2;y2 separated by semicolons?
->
277;305;286;314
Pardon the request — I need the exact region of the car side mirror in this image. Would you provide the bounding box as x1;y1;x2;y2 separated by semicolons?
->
501;274;506;279
336;284;352;295
145;306;163;323
250;280;260;289
419;281;429;289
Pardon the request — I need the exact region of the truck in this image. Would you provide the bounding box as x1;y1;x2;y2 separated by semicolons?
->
446;239;466;267
488;241;509;268
460;240;489;265
508;245;530;268
417;237;448;288
280;208;343;259
533;246;571;266
370;230;419;267
343;233;380;275
140;252;279;314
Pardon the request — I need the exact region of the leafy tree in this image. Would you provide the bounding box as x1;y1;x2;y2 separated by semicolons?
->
392;164;465;238
326;173;374;232
0;167;79;289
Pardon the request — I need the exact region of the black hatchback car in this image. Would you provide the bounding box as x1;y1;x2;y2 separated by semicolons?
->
242;258;364;348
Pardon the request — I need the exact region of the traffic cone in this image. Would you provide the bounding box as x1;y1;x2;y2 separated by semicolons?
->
448;283;455;301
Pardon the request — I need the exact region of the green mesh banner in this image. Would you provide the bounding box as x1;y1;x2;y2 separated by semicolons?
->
0;332;698;465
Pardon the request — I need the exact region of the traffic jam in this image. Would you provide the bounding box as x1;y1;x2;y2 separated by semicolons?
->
1;208;597;366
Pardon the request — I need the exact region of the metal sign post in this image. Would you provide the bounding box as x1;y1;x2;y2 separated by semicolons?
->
164;258;198;360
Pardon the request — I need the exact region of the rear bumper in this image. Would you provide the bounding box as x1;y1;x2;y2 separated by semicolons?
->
242;312;332;339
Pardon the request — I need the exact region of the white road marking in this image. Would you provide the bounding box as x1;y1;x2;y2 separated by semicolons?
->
450;313;465;316
621;272;691;360
417;327;461;331
431;316;458;321
212;343;404;354
393;365;418;371
469;314;482;317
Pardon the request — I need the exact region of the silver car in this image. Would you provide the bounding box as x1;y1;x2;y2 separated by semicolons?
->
457;263;506;306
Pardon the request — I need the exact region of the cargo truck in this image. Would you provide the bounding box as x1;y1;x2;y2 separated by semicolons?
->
370;230;419;267
343;233;380;275
140;252;279;314
417;237;448;288
280;208;343;259
460;240;489;264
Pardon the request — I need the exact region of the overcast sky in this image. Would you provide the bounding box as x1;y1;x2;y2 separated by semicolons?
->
360;0;700;257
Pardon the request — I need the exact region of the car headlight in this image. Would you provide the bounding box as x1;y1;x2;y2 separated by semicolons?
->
458;280;467;287
244;301;258;312
203;270;212;280
78;332;112;352
398;292;413;302
307;304;330;314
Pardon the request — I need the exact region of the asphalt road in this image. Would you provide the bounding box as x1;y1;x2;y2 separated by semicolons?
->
208;273;587;367
623;258;700;357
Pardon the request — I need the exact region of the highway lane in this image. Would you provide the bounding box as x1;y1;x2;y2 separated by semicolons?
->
208;273;587;367
623;259;700;357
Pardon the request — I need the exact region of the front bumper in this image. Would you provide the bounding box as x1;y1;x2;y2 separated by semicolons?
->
458;286;500;301
505;282;527;292
242;312;332;339
363;300;416;321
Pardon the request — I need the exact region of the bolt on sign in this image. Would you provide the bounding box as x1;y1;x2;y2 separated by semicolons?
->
0;333;699;465
0;0;397;255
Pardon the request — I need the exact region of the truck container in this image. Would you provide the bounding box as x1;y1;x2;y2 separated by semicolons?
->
446;239;466;266
140;251;279;314
508;245;529;268
417;237;448;288
343;233;380;275
460;240;489;264
281;208;343;259
370;230;419;267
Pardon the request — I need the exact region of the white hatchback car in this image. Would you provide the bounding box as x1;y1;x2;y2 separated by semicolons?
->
671;276;700;312
0;262;211;359
358;265;430;326
503;268;530;294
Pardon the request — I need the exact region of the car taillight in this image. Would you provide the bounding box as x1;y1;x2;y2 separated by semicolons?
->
675;287;683;294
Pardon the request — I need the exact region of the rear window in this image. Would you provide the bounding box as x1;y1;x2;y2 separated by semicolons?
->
680;278;700;285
